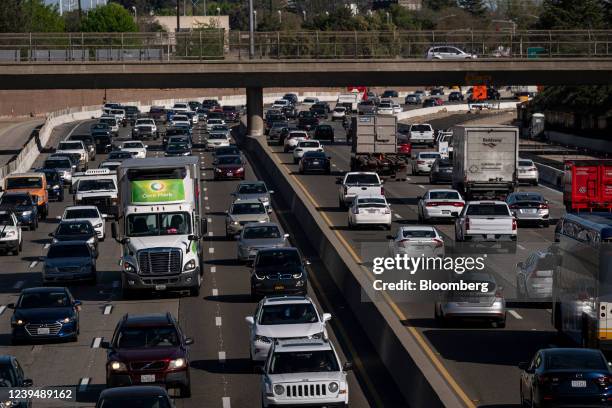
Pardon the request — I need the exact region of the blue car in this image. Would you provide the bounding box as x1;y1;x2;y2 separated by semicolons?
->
0;192;39;230
9;287;81;344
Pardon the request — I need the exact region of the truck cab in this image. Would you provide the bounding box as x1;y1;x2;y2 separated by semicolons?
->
3;173;48;219
113;157;205;298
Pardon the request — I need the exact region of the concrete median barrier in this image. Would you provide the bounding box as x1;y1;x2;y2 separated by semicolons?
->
535;162;564;189
236;130;467;408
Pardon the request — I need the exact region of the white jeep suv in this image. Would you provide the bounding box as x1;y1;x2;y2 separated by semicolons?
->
261;338;350;407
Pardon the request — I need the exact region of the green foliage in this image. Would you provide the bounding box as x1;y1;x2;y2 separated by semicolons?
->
537;0;606;29
0;0;64;33
531;86;612;114
425;0;457;11
80;3;138;32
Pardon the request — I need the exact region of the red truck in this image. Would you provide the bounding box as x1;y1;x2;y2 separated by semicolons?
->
563;160;612;212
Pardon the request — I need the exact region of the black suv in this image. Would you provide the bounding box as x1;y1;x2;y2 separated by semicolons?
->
103;313;194;397
313;124;334;143
250;248;309;299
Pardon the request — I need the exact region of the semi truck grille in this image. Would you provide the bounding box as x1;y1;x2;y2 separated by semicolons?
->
286;383;327;398
138;248;181;275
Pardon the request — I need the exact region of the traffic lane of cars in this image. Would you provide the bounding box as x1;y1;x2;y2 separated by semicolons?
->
0;120;184;405
266;130;567;407
169;126;371;408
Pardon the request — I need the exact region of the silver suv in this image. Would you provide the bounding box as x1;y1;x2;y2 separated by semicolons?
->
261;338;351;407
426;46;476;60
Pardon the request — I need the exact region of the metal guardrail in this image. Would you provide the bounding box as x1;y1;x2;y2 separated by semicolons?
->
0;30;610;61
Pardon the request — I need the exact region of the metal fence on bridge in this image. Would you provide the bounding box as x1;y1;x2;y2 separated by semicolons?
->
0;30;610;62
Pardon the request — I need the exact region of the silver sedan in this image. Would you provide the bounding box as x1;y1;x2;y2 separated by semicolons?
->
237;223;290;262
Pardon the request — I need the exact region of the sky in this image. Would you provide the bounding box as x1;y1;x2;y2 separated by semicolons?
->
45;0;108;12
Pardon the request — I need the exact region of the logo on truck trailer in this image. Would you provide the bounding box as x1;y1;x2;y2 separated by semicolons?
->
131;179;185;203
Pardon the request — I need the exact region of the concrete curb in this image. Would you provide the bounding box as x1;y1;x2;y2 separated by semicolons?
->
236;131;467;408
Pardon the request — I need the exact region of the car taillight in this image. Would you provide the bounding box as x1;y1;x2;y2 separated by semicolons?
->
538;203;549;209
343;186;347;195
381;187;384;195
538;375;557;385
417;160;425;164
384;207;391;214
531;167;537;171
398;239;410;247
432;238;444;248
426;202;438;207
452;202;465;207
512;218;517;230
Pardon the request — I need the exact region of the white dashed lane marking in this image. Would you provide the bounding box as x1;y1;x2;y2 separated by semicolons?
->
210;266;217;273
215;317;222;327
209;247;215;254
92;337;102;348
222;397;231;408
508;310;523;320
393;213;402;219
103;305;113;315
29;261;37;269
212;288;218;296
218;351;226;362
0;306;6;315
78;378;90;391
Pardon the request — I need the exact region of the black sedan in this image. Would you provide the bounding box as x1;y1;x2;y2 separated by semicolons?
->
50;220;98;254
299;151;331;174
96;386;174;408
422;98;437;107
107;151;134;161
448;91;464;102
520;348;612;407
165;141;192;157
429;158;453;184
9;287;81;344
313;124;334;143
250;247;309;300
92;132;112;153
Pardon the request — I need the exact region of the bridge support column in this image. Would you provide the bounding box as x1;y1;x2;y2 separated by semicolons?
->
246;86;264;137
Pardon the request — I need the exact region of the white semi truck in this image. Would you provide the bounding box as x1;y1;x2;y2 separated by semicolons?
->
112;157;205;297
452;126;519;200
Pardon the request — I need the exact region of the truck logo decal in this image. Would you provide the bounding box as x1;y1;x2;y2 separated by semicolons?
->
469;165;479;173
482;137;502;148
131;179;185;203
150;182;164;191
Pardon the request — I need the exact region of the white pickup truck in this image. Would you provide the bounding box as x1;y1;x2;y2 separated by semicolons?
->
409;124;435;147
455;201;517;251
337;172;384;208
71;169;118;219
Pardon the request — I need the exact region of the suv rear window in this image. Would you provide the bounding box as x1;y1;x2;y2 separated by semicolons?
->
465;204;510;216
345;174;379;185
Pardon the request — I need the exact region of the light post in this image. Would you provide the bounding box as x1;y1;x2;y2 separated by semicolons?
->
278;10;282;24
132;6;137;21
385;11;390;24
253;10;257;29
217;7;221;16
302;10;306;21
249;0;255;59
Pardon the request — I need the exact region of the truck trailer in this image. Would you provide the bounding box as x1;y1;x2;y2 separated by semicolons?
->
451;126;519;200
112;157;205;297
563;160;612;212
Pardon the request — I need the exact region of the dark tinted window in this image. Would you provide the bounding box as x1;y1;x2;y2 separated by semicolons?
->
231;202;265;215
270;351;339;374
99;396;172;408
217;156;242;165
116;326;180;348
402;229;436;238
77;179;116;192
238;183;267;194
243;226;281;239
345;174;379;185
256;250;301;268
260;303;318;325
466;204;510;216
215;147;240;156
65;209;99;219
0;195;32;206
57;222;94;235
0;213;14;225
47;244;90;258
429;191;460;200
545;351;607;370
44;159;71;169
6;177;42;189
411;125;432;132
19;291;70;308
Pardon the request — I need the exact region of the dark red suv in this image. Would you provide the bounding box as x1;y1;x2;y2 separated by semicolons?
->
102;313;193;397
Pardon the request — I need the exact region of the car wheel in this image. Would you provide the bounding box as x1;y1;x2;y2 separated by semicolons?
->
34;219;38;230
283;146;288;153
516;278;525;299
541;220;549;228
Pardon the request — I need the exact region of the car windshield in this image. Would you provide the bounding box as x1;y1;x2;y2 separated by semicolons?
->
545;351;607;370
0;195;32;206
215;147;240;156
303;152;325;159
334;108;345;112
110;110;124;115
173;116;188;121
519;160;534;167
260;303;318;325
345;174;379;185
19;291;70;308
43;172;61;183
65;209;99;219
126;212;191;236
92;124;109;130
231;202;265;215
99;118;116;125
238;184;266;194
256;250;300;268
299;142;319;148
420;153;441;159
466;204;510;216
512;193;543;202
99;396;172;408
47;244;90;258
217;156;241;165
167;143;188;150
270;351;339;374
108;152;132;159
208;119;223;124
0;213;14;226
411;125;432;132
70;136;92;144
116;327;180;348
243;226;281;239
402;229;436;238
57;222;93;235
357;198;386;208
59;142;83;150
289;132;307;139
429;191;460;200
6;177;42;189
77;179;115;192
212;125;228;131
44;160;70;169
123;142;143;149
209;134;227;140
100;163;119;171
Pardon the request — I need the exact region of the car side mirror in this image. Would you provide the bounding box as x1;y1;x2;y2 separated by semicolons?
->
184;337;194;345
269;190;275;194
22;379;33;387
55;215;62;220
102;214;108;219
322;313;332;322
7;303;15;309
100;341;111;349
245;316;255;326
304;259;311;265
188;234;198;241
343;362;353;371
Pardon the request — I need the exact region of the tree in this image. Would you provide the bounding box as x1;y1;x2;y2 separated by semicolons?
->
537;0;606;29
0;0;64;33
80;3;138;32
458;0;487;16
424;0;457;10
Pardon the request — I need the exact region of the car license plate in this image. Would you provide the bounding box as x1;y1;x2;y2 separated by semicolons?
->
486;234;495;240
155;284;166;291
312;161;320;165
274;285;284;291
37;327;50;335
226;172;233;176
442;210;450;214
141;374;156;383
367;209;377;213
521;209;537;214
571;380;586;388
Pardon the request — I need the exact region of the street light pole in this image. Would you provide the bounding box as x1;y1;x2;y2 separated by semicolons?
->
132;6;137;21
278;10;282;24
176;0;180;31
248;0;255;59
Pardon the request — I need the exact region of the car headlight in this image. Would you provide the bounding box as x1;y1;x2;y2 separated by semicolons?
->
254;335;271;343
232;221;240;225
123;262;136;273
61;317;73;324
109;361;127;372
273;385;285;395
5;231;15;237
168;358;186;369
87;237;95;245
328;382;339;393
94;223;102;228
237;167;244;172
183;259;196;272
52;184;60;190
22;211;32;216
14;319;24;326
52;238;58;244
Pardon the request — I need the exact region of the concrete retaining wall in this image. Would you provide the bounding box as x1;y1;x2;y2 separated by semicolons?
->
396;101;519;121
545;130;612;155
535;162;564;189
237;131;465;408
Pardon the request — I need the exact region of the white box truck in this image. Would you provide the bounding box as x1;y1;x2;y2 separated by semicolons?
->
452;126;518;200
112;157;206;297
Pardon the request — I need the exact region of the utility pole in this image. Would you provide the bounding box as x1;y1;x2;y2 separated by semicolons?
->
248;0;255;59
176;0;180;31
78;0;82;22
